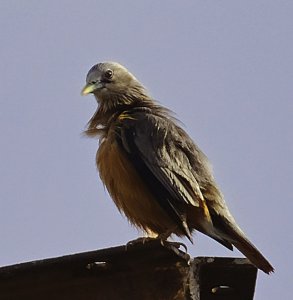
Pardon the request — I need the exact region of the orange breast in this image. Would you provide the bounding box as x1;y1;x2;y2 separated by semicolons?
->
96;131;176;237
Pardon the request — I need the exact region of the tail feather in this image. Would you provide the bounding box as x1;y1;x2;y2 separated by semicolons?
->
223;221;274;274
231;231;274;274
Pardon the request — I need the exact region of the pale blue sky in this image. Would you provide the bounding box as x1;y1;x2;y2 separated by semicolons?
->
0;1;292;299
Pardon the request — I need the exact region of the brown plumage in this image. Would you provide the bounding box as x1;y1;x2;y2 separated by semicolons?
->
81;61;274;274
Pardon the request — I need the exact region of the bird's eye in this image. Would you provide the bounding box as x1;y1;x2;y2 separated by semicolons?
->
104;69;113;79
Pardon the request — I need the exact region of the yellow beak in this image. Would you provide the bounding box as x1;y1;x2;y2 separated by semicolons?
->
81;83;96;95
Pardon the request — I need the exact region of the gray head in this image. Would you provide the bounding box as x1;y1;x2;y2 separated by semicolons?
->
81;62;150;107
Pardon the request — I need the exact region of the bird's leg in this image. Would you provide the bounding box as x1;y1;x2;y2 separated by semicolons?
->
157;232;188;253
126;229;188;254
162;240;188;253
155;231;190;262
153;228;187;253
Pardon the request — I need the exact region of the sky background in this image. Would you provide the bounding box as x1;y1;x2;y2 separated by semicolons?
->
0;1;292;299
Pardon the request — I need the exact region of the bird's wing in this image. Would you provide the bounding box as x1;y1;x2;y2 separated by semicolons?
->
116;108;210;240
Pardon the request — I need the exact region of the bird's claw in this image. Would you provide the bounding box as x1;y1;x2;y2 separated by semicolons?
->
125;237;157;250
161;240;188;253
125;237;188;253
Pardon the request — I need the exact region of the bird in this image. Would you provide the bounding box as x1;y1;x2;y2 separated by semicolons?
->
81;61;274;274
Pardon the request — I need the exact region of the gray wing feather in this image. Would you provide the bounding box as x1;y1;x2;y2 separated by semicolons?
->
126;111;206;208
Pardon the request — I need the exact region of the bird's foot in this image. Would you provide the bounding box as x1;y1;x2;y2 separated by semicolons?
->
159;240;190;262
162;241;188;253
126;236;188;253
156;231;188;253
126;236;190;261
125;237;158;250
126;236;157;246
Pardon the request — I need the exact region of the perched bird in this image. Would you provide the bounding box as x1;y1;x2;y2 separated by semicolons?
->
81;61;274;274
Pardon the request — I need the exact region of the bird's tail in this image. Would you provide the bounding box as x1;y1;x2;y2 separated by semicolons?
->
222;221;274;274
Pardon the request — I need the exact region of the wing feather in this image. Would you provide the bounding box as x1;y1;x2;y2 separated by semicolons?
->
115;108;207;240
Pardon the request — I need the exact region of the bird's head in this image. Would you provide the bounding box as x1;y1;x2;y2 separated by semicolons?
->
81;62;150;110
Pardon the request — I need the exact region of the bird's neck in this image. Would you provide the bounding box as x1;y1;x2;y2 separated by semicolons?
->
84;95;154;138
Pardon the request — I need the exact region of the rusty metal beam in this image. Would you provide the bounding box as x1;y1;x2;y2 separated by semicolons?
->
0;241;257;300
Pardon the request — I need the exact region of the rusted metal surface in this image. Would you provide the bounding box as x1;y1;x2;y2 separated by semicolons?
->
189;257;257;300
0;241;257;300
